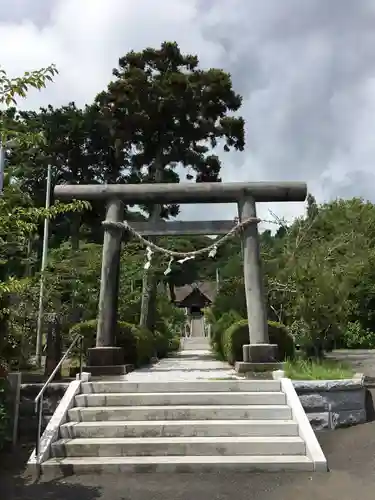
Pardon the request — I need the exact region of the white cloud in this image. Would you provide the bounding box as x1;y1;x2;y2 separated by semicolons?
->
1;0;375;228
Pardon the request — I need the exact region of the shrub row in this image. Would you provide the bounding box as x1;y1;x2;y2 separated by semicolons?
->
69;320;180;368
215;316;294;365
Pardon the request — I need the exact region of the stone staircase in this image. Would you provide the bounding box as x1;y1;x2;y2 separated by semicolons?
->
40;378;321;474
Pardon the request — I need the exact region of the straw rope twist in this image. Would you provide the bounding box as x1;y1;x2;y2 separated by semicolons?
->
102;217;260;258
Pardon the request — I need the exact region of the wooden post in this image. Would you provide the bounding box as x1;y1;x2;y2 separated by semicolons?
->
238;197;278;366
7;372;21;447
44;314;62;380
87;199;125;373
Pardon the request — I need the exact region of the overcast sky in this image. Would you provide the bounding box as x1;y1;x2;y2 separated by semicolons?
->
1;0;374;229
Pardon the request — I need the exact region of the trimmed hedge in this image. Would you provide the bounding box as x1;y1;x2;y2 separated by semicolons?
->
222;319;295;365
70;320;155;367
209;310;242;358
153;331;170;359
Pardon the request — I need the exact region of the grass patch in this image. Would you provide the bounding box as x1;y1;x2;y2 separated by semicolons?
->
284;358;354;380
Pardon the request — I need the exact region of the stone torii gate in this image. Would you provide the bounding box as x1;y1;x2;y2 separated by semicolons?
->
55;181;307;374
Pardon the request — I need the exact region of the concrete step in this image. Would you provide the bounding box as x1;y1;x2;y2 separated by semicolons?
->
75;391;286;407
68;404;292;422
181;339;210;350
42;455;314;474
81;380;281;394
176;350;214;360
52;436;306;458
60;419;299;439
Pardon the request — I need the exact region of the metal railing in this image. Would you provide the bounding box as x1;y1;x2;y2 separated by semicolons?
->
34;334;84;470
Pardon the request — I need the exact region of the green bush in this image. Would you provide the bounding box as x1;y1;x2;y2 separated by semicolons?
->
289;319;337;358
69;320;179;367
209;310;242;358
152;332;181;359
131;326;154;366
267;321;295;359
69;320;154;367
69;319;98;354
222;319;295;365
169;336;181;353
153;331;170;359
341;321;375;349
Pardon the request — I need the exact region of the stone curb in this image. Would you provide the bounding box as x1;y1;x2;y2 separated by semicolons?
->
280;378;328;472
27;374;92;471
273;371;367;431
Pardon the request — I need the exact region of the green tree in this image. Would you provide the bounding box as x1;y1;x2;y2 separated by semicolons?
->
0;64;90;369
97;41;245;331
0;64;58;147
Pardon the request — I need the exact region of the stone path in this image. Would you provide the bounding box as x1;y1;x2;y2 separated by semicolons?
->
124;349;241;381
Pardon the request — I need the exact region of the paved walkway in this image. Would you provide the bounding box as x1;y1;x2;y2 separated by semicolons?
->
327;349;375;380
124;349;240;381
2;420;375;499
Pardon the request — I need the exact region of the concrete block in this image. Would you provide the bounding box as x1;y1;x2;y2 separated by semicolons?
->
242;344;279;363
84;365;133;376
76;372;91;382
235;362;283;374
293;379;364;393
336;408;366;427
273;370;285;380
298;389;365;412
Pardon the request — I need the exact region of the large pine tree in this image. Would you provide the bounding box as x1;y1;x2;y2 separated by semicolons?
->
96;41;246;331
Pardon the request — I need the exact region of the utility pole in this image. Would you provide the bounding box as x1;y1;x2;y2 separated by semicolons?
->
35;165;52;368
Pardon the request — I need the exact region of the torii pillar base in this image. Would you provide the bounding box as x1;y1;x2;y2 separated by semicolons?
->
235;343;283;374
85;347;133;377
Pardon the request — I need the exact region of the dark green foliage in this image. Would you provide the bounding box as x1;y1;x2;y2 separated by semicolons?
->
153;331;170;359
129;325;154;367
267;321;295;359
221;319;295;365
168;336;181;353
209;310;242;359
340;321;375;349
70;319;171;367
5;52;375;372
97;41;245;187
97;41;246;332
